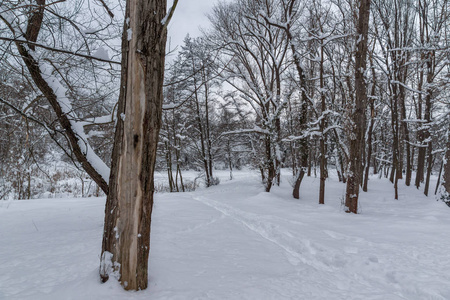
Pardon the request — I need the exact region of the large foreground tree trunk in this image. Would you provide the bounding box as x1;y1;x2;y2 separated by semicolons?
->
100;0;170;290
345;0;371;213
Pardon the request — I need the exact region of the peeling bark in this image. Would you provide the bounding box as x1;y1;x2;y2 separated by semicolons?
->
100;0;168;290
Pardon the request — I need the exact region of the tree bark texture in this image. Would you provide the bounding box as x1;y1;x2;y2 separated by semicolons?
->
345;0;371;214
100;0;167;290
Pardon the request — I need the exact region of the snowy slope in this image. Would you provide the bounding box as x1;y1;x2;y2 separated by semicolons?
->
1;170;449;300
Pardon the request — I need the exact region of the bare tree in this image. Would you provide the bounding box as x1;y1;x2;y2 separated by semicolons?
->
0;0;121;194
345;0;371;214
210;0;290;192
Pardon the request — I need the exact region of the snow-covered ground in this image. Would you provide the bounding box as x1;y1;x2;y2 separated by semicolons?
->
1;169;449;300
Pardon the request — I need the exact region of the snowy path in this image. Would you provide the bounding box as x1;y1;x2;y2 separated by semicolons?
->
0;170;449;299
188;179;450;300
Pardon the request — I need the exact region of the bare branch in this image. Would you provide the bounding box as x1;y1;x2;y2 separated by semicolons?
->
0;36;121;65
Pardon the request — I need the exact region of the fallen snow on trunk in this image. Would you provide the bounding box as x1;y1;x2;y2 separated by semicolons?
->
0;170;449;299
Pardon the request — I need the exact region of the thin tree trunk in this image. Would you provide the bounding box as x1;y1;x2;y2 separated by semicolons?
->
363;55;377;192
293;170;305;199
319;139;326;204
265;135;275;192
165;141;174;192
176;150;185;193
345;0;371;214
227;140;233;180
435;160;443;195
373;136;378;175
391;84;401;200
193;82;210;187
204;79;214;182
339;149;347;183
307;149;312;177
363;100;374;193
423;47;434;196
442;126;450;202
319;42;326;205
424;143;433;196
399;83;412;186
416;140;426;188
274;4;309;198
415;8;426;189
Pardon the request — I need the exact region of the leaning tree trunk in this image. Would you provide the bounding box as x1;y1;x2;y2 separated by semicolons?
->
345;0;371;214
6;0;109;194
100;0;170;290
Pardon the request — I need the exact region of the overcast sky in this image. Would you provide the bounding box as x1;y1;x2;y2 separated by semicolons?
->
166;0;220;56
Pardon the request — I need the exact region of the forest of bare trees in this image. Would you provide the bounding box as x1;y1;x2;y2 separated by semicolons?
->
160;0;450;208
1;0;449;291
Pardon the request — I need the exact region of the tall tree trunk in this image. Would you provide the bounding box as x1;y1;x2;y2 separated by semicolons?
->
319;42;326;205
204;80;214;182
363;55;377;192
265;135;275;192
423;49;434;196
345;0;371;214
175;138;185;192
400;91;412;186
391;84;401;200
193;75;211;187
100;0;170;290
415;136;426;188
363;98;374;192
274;3;309;198
442;125;450;203
424;143;433;196
415;4;427;189
165;141;174;192
307;148;312;177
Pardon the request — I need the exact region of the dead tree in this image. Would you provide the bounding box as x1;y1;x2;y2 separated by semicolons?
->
100;0;177;290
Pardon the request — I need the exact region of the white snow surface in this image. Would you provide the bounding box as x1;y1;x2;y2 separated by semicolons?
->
1;169;449;300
